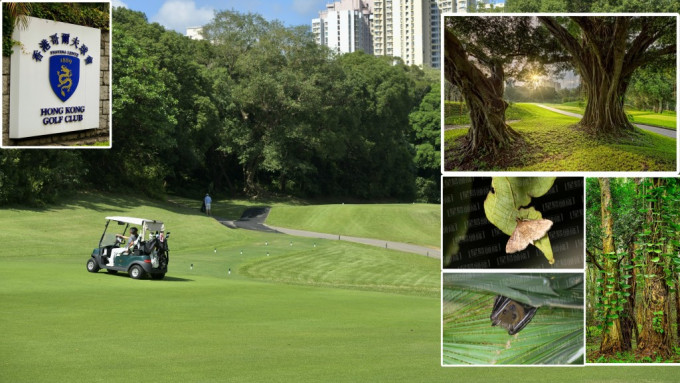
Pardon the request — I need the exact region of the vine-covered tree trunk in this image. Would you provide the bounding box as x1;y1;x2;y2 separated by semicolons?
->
598;178;625;355
444;29;520;155
676;278;680;341
620;245;636;350
637;178;672;358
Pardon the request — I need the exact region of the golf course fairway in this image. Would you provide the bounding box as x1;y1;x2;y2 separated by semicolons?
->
1;193;679;381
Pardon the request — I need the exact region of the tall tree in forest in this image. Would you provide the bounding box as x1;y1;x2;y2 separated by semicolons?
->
597;178;626;354
635;178;672;358
538;16;676;135
444;16;558;155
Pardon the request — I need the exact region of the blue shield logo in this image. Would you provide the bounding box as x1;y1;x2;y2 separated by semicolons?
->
49;55;80;102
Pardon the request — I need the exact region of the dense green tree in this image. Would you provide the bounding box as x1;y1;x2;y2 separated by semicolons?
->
0;151;85;205
409;82;441;203
334;53;417;200
628;65;676;112
95;10;178;195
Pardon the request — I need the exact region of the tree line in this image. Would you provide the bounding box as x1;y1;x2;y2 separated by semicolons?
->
0;6;440;205
587;178;680;361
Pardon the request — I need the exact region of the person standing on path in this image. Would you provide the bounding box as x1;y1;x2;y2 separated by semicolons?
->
204;193;212;216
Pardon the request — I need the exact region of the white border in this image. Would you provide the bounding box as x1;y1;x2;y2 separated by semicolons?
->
0;0;112;149
440;13;680;177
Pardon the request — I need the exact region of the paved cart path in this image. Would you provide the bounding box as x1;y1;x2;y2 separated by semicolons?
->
534;104;677;139
216;207;441;259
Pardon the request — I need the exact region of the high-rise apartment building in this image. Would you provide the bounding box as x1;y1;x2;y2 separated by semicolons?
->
312;0;373;54
372;0;455;68
455;0;476;13
312;0;463;68
430;1;454;68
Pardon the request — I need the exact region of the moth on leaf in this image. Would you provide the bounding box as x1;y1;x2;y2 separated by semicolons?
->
490;295;538;335
506;218;553;254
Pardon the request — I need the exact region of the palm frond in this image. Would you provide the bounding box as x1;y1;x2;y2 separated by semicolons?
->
443;276;584;365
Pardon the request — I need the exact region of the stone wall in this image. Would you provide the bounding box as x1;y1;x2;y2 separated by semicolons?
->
2;29;111;147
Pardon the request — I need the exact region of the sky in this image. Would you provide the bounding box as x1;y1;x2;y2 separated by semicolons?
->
112;0;323;34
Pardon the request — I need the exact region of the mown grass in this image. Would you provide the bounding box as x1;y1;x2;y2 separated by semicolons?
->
4;194;680;381
0;192;443;382
444;103;676;171
545;101;677;130
265;204;440;248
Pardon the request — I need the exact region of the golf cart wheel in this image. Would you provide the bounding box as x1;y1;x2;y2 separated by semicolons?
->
151;273;165;280
86;258;100;273
129;265;145;279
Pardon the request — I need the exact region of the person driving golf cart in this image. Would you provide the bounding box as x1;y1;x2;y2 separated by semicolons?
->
107;227;139;266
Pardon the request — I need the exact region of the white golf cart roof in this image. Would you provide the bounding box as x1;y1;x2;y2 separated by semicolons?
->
105;216;165;233
106;216;162;225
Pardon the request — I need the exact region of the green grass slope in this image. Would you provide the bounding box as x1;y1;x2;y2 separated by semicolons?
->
265;204;440;249
445;103;675;171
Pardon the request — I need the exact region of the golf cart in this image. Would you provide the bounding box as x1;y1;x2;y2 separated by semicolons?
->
86;216;170;280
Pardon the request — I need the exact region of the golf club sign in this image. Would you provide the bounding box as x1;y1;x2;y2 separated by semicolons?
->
10;17;101;139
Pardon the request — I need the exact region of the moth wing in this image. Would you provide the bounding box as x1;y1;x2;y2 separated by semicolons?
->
505;224;529;253
524;219;553;243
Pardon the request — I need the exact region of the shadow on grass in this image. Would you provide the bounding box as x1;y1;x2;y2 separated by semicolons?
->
101;272;193;282
158;276;194;282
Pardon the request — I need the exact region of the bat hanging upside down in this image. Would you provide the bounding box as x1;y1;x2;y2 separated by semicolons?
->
490;295;538;335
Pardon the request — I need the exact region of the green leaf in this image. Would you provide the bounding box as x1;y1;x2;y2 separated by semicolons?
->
484;177;555;264
651;257;660;262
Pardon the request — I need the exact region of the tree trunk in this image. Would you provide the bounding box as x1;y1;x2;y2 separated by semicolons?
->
675;277;680;342
538;16;674;136
580;70;634;134
637;178;672;358
619;244;636;350
598;178;625;355
444;29;520;155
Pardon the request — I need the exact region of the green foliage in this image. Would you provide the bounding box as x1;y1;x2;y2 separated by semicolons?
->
653;310;665;334
0;151;86;205
3;2;109;56
409;82;441;203
505;0;680;12
628;65;676;114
